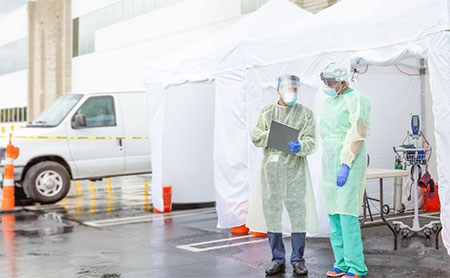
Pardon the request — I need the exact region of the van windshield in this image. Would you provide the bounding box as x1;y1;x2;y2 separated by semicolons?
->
28;94;83;127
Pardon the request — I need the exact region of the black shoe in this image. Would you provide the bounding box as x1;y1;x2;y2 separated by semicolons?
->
293;261;308;276
265;262;286;275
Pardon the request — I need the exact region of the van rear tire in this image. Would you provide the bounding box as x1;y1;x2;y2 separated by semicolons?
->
23;161;71;204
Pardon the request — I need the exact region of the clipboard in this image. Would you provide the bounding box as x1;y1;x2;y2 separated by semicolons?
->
267;120;300;154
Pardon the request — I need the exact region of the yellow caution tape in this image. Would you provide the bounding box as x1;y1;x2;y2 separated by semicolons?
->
0;135;150;140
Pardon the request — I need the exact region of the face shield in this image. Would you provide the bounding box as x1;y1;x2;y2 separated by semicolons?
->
277;74;300;106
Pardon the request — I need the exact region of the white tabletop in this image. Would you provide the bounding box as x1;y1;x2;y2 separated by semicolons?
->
367;168;409;179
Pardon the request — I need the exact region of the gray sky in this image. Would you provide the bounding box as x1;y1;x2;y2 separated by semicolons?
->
0;0;26;17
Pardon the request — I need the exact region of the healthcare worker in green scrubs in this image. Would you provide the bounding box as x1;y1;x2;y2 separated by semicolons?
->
319;63;370;278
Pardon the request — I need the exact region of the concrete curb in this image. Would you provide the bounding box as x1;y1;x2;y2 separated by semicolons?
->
0;207;24;213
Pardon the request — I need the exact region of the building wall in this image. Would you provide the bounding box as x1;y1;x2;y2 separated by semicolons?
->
0;6;28;123
0;0;338;120
72;0;241;91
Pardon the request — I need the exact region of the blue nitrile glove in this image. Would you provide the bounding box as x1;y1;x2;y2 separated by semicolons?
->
337;164;350;187
288;140;301;153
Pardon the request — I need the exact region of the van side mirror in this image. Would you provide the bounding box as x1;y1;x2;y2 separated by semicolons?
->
72;114;87;129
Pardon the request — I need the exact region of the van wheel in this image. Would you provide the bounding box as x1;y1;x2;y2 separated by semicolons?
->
23;161;71;204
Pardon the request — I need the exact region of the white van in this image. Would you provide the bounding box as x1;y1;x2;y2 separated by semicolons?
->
0;91;151;204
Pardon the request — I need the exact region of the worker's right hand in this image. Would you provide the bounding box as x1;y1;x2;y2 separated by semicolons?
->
288;140;301;153
336;164;350;187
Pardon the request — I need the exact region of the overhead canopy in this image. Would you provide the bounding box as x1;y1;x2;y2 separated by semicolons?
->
160;0;448;84
146;0;312;84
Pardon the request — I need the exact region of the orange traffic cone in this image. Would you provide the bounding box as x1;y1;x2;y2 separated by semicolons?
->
1;135;20;211
231;224;249;234
250;231;267;237
153;186;172;213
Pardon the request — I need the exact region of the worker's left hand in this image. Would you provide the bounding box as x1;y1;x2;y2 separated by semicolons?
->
337;164;350;186
288;140;301;153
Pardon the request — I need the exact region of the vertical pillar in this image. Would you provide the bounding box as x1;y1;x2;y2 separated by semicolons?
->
290;0;337;13
27;0;72;122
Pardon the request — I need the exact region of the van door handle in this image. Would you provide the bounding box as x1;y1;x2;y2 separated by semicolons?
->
117;138;123;148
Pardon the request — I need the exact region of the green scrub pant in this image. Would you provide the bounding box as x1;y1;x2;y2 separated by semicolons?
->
329;214;368;276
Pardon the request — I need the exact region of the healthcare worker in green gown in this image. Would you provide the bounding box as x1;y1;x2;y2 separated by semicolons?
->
249;74;318;276
319;63;370;278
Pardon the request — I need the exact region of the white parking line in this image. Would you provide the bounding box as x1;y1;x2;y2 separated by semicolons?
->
177;235;269;252
25;204;63;211
421;215;441;220
82;207;216;227
360;211;440;225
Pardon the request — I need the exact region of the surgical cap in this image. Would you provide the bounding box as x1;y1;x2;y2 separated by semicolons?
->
320;63;349;83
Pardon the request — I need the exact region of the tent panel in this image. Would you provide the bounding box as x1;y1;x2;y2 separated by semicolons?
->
161;82;216;203
214;71;250;228
146;84;166;211
427;32;450;256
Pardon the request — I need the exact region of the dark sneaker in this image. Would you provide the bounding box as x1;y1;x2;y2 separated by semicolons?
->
265;262;286;275
293;261;308;276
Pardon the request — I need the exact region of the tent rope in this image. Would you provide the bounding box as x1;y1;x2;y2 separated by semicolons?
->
394;64;424;76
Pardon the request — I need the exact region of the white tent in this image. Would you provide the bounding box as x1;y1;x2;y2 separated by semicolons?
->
146;0;450;255
146;0;312;83
237;0;449;250
145;0;312;215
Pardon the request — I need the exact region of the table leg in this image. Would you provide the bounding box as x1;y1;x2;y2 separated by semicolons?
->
361;191;367;228
366;197;374;221
379;178;397;250
436;225;442;250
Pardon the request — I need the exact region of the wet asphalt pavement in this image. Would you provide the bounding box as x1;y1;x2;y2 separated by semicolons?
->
1;176;450;278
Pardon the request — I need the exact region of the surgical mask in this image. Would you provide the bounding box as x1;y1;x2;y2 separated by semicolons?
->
322;80;341;97
324;88;338;97
282;92;297;106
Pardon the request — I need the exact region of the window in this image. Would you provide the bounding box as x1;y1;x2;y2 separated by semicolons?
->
29;94;83;127
76;96;116;127
72;18;80;57
73;0;185;57
241;0;269;14
0;38;27;76
0;107;27;123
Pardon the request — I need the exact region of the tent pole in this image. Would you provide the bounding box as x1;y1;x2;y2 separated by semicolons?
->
420;58;426;135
